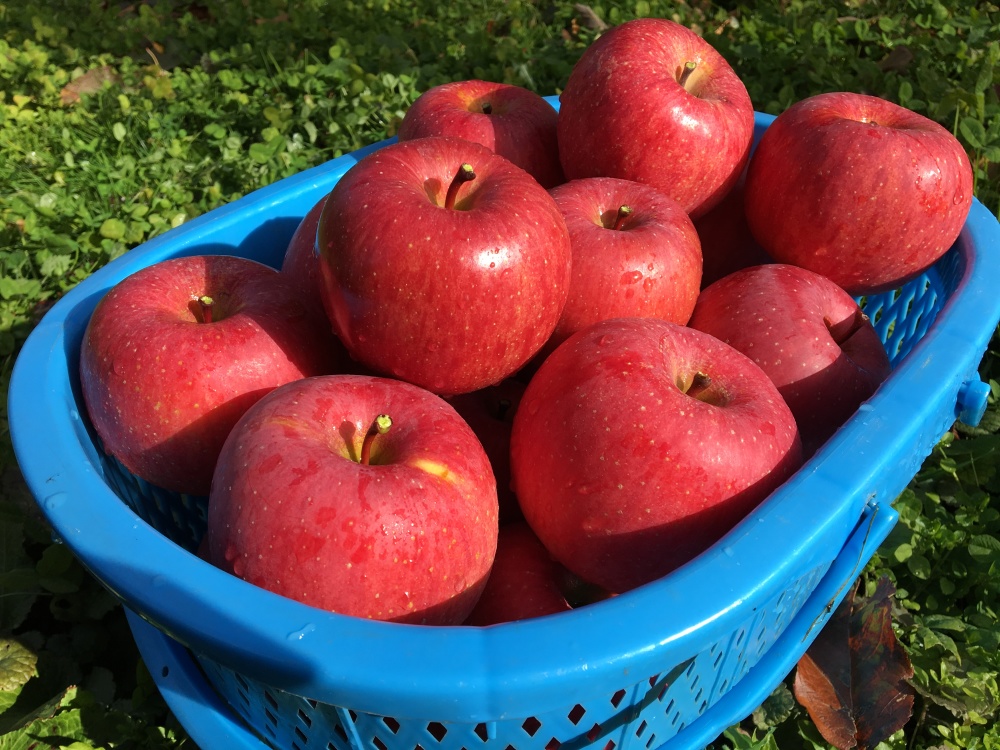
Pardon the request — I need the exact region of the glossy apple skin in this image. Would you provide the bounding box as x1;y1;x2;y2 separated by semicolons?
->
510;317;802;593
446;378;526;525
464;521;571;626
398;80;565;189
544;177;703;357
557;18;755;218
79;255;340;496
744;92;974;295
317;136;572;396
281;195;327;316
688;263;892;456
206;374;499;625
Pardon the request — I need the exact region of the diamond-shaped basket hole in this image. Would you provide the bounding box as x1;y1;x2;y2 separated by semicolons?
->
567;704;586;726
383;717;400;735
586;723;602;742
545;738;561;750
522;717;542;737
474;723;490;742
610;688;627;708
427;722;448;742
373;737;388;750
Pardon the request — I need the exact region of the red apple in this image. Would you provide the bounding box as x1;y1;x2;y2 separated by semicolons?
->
206;373;499;625
79;254;340;496
317;136;573;396
743;91;974;295
280;194;327;316
557;17;755;218
543;176;703;358
510;316;802;593
693;171;772;289
688;263;892;456
446;378;526;525
464;521;571;626
398;80;564;189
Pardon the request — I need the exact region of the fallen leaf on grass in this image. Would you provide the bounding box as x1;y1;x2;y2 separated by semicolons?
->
59;65;121;105
573;4;608;31
793;576;914;749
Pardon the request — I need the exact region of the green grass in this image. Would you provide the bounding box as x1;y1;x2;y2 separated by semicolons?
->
2;1;1000;748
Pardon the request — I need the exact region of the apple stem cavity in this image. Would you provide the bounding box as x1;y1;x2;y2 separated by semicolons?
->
677;61;698;89
482;102;493;115
612;205;633;231
360;414;393;466
445;163;476;210
198;295;215;324
825;310;871;346
685;371;713;399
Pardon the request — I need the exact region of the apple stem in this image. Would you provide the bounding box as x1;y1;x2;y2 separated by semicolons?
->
360;414;393;466
685;371;713;399
198;295;214;324
445;163;476;210
612;205;633;231
678;61;698;88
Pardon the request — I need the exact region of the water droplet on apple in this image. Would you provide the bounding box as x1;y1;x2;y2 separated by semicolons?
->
597;334;612;347
953;191;965;205
643;278;655;293
576;484;593;496
489;262;496;269
454;578;467;594
619;270;643;285
525;399;540;416
426;341;440;353
647;263;655;271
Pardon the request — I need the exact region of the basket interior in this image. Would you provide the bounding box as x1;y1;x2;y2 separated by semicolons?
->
83;247;963;750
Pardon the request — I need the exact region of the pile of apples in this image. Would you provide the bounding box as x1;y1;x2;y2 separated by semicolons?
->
78;18;974;626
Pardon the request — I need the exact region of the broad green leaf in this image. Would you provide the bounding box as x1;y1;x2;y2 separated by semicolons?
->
0;640;36;692
98;218;125;240
960;116;987;149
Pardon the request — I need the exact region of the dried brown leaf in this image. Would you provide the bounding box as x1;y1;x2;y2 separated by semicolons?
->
573;4;608;31
59;65;121;106
794;576;914;750
878;45;914;74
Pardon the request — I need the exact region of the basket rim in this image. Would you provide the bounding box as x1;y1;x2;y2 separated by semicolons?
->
10;111;1000;721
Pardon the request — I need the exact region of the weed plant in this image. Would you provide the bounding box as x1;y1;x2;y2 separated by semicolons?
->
1;1;999;747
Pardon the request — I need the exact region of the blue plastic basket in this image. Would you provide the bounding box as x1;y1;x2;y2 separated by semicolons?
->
9;107;1000;750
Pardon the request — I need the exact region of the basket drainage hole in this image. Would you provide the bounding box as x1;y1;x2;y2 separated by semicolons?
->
373;737;389;750
522;717;542;737
586;723;602;742
474;723;490;742
567;704;586;725
427;722;448;742
383;717;401;734
610;689;626;708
